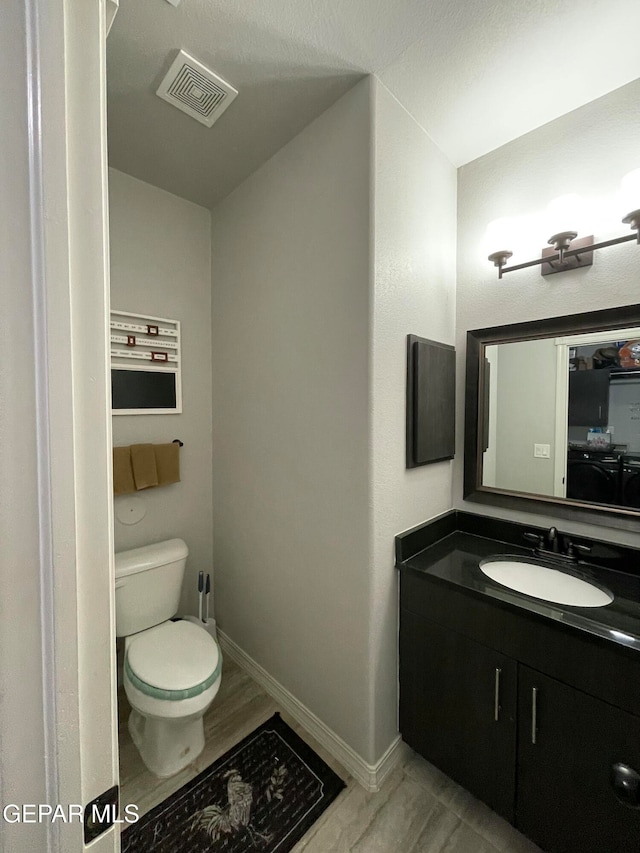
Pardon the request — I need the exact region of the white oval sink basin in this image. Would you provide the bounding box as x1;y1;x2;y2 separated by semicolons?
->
480;559;613;608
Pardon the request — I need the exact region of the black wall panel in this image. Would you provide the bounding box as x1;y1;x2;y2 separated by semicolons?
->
406;335;455;467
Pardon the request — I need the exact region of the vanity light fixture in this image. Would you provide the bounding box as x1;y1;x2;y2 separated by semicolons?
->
488;209;640;279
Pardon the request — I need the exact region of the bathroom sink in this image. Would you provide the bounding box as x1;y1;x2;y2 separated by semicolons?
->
479;558;614;608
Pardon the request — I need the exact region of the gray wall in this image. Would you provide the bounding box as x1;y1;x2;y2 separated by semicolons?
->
109;169;213;615
210;76;457;765
492;338;557;496
210;81;373;759
370;78;457;758
455;78;640;546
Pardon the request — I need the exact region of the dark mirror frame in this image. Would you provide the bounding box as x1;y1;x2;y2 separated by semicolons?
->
464;303;640;533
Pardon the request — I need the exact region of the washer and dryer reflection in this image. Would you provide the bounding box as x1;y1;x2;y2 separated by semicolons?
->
566;448;622;505
567;448;640;507
621;455;640;508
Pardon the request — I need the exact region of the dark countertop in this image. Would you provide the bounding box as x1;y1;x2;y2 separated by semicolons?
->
399;528;640;654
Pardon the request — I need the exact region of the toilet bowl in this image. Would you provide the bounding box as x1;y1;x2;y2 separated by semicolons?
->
115;539;222;778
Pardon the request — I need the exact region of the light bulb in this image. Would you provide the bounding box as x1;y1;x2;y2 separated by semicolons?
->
546;194;590;237
483;214;543;260
620;169;640;212
618;170;640;242
484;217;516;254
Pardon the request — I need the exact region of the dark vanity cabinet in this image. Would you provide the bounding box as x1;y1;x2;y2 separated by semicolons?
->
399;571;640;853
568;369;610;427
517;666;640;853
400;611;517;821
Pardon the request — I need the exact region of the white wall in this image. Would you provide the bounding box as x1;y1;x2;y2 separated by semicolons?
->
609;381;640;453
369;79;457;758
109;169;213;615
455;78;640;546
210;81;373;759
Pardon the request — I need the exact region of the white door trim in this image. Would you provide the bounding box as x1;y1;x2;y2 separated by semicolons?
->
553;343;569;497
32;0;119;849
3;1;117;849
2;3;54;850
553;328;640;498
486;330;640;501
24;0;61;845
555;328;640;347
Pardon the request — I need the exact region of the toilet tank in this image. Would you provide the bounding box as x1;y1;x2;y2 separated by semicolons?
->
115;539;188;638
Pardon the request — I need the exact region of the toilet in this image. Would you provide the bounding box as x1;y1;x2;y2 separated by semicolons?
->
115;538;222;778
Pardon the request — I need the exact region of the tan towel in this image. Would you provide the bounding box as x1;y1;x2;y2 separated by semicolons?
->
113;446;136;496
130;444;159;490
154;443;181;486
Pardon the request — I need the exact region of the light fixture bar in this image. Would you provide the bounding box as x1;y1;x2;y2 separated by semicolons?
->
500;232;637;277
489;209;640;279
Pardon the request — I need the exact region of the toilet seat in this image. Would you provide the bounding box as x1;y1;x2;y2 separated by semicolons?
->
125;620;221;701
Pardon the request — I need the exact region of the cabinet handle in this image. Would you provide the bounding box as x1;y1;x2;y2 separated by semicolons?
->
610;763;640;808
494;667;501;722
599;405;602;420
531;687;538;744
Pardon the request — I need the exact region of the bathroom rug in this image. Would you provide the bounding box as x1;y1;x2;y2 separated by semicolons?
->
121;712;345;852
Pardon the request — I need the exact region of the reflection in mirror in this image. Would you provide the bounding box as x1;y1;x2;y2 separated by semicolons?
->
482;327;640;510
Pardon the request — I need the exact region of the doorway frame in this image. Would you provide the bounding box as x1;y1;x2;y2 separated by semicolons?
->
553;327;640;503
4;0;120;850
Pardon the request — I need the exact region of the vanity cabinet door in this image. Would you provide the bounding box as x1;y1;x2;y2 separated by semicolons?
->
399;610;517;822
517;666;640;853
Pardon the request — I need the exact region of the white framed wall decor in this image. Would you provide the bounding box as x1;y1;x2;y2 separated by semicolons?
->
110;309;182;414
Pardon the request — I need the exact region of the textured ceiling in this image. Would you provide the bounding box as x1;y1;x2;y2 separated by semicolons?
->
107;0;640;209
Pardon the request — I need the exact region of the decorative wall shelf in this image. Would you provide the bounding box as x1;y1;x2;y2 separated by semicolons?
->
110;310;182;415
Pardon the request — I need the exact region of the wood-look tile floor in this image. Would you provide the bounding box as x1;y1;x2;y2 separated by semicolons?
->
119;657;542;853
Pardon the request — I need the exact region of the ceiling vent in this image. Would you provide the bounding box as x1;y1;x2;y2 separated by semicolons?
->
156;50;238;127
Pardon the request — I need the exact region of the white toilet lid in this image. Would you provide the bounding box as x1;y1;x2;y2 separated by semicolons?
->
127;620;220;691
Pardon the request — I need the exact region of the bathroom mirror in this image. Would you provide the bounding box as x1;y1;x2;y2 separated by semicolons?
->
464;303;640;531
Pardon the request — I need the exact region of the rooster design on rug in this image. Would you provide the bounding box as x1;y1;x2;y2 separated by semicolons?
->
226;769;253;829
191;762;287;847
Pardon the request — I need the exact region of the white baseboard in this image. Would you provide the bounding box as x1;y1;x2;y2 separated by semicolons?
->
218;630;402;792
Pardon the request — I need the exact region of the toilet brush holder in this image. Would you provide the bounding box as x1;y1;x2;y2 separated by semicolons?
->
181;614;217;641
